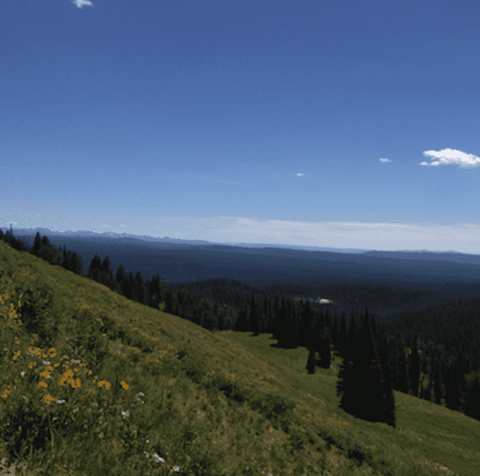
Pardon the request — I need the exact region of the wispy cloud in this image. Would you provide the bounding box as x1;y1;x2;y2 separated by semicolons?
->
420;148;480;168
296;173;305;177
72;0;94;8
379;158;392;163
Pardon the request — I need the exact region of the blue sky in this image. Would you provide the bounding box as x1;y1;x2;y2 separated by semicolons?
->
2;0;480;252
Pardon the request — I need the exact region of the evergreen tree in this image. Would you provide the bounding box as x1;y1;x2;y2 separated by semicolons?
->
32;232;42;255
70;252;84;275
465;372;480;421
164;288;174;314
88;254;103;282
409;338;420;397
336;313;348;357
445;359;462;411
299;301;313;349
399;352;409;394
337;316;357;402
274;299;289;346
101;256;114;288
285;298;298;348
319;332;331;369
433;360;443;405
306;346;316;374
378;334;396;427
250;293;260;336
148;274;165;309
337;311;395;426
235;304;249;332
135;271;145;304
115;264;127;287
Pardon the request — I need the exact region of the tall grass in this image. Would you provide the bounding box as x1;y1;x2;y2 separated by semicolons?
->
1;241;480;475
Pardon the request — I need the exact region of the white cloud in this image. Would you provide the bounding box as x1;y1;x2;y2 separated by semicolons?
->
296;173;304;177
72;0;94;8
379;158;392;163
420;148;480;168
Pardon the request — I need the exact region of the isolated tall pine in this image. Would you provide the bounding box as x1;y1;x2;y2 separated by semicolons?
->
306;346;316;374
337;310;395;426
318;332;331;369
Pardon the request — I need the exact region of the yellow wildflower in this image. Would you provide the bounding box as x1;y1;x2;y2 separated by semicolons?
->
120;381;129;390
43;395;55;405
38;381;48;388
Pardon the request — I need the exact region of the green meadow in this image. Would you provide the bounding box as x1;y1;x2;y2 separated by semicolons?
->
1;240;480;475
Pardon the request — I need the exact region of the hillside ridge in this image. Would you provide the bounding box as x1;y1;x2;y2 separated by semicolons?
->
1;240;480;475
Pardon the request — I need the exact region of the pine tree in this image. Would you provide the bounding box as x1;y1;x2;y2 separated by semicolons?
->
337;316;357;401
286;298;298;348
378;334;396;427
299;301;313;349
465;372;480;421
409;338;420;397
32;232;42;255
337;311;395;426
235;304;249;332
319;332;331;369
274;299;289;346
135;271;145;304
250;293;260;336
336;314;348;357
306;346;316;374
88;254;103;282
101;256;114;288
433;360;443;405
445;359;462;411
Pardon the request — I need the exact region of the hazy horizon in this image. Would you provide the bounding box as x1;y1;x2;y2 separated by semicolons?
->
2;1;480;254
3;221;480;254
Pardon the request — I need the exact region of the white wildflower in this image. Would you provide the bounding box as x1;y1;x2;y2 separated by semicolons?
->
151;453;165;463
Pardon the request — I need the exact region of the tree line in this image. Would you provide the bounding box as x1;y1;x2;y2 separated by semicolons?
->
2;228;479;424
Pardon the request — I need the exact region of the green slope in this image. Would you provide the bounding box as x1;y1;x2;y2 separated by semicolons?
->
1;241;479;475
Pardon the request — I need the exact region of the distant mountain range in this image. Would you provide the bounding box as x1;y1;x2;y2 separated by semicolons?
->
3;227;212;246
5;227;480;261
4;227;367;253
4;227;480;288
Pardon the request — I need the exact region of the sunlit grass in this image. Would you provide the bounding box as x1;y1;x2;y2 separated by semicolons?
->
1;240;480;475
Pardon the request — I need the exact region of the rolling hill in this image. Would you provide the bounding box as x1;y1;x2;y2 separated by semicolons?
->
1;240;480;475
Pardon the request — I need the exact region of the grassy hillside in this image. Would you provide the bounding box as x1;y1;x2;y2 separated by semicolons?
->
1;241;479;475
